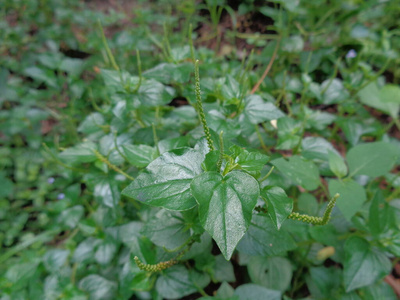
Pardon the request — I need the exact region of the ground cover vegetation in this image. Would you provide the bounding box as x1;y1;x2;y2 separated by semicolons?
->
1;0;400;299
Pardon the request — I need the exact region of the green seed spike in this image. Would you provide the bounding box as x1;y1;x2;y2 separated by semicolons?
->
134;239;195;273
134;256;178;272
216;131;224;172
194;60;214;152
288;193;339;225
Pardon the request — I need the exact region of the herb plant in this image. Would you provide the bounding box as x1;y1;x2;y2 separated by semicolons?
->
1;0;400;299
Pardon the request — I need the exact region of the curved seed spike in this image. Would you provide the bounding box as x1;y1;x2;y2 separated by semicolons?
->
255;193;340;226
288;193;339;225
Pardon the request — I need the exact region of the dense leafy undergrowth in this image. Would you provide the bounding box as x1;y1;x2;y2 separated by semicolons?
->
1;0;400;299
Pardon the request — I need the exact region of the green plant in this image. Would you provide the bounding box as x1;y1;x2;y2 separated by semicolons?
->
1;0;400;299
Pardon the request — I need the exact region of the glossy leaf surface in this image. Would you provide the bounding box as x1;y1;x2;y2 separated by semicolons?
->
191;171;260;260
122;147;205;210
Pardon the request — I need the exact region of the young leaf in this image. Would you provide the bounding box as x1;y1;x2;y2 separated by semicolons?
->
328;179;366;220
328;150;348;178
344;237;391;292
122;147;205;210
272;156;320;191
261;186;293;230
190;171;260;260
347;142;399;178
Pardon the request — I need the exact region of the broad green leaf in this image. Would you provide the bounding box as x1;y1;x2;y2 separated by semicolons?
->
94;242;117;265
143;62;191;84
261;186;293;229
57;205;84;228
320;79;349;104
358;82;399;118
59;141;97;164
221;75;240;102
306;267;341;299
362;281;398;299
94;179;120;208
131;272;156;291
78;112;105;134
328;179;366;220
214;255;235;282
247;256;292;292
158;136;190;154
155;266;198;299
100;69;138;91
272;156;320;190
216;281;237;299
237;214;297;256
347;142;399;178
235;150;270;172
243;95;284;124
302;137;340;162
380;84;400;104
202;150;220;172
5;262;39;286
141;210;191;250
42;250;69;273
281;35;304;53
134;79;174;107
122;147;205;210
72;238;102;263
79;275;117;300
234;284;281;300
297;193;318;215
190;171;260;260
343;237;391;292
24;66;57;88
328;150;348;178
206;110;241;140
368;190;389;236
229;145;270;172
122;144;157;168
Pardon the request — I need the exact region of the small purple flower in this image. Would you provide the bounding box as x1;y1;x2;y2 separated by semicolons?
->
57;193;65;200
346;49;357;59
47;177;55;184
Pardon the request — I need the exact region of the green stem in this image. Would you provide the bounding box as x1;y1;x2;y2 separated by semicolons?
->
93;149;135;181
259;166;275;183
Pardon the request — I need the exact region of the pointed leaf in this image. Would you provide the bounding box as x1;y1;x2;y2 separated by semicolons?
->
272;156;320;190
328;150;348;178
261;186;293;229
237;215;296;256
191;171;260;260
328;179;366;220
347;142;399;178
122;144;157;168
344;237;391;292
122;148;204;210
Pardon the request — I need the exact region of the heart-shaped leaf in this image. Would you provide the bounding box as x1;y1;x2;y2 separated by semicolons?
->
190;171;260;260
